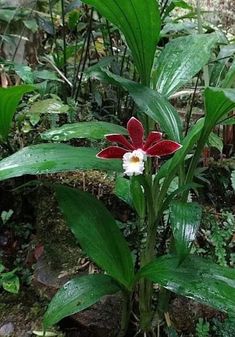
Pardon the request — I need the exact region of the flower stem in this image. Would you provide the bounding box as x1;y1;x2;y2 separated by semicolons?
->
139;171;156;331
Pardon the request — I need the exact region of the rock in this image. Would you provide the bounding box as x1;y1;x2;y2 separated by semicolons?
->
169;296;225;333
32;255;74;300
0;323;14;336
71;294;122;337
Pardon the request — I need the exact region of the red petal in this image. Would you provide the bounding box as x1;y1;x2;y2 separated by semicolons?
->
146;140;182;157
96;146;129;159
105;134;134;150
143;131;162;150
127;117;144;149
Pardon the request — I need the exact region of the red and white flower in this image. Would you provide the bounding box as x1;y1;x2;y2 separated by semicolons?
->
97;117;181;176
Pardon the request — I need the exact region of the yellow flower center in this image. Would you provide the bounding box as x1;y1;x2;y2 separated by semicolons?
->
130;156;141;163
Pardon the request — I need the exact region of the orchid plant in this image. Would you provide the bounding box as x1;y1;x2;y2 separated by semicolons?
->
0;1;235;336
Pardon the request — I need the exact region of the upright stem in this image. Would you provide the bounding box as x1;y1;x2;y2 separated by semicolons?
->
118;291;132;337
74;7;93;101
197;0;209;87
139;170;156;331
61;0;67;78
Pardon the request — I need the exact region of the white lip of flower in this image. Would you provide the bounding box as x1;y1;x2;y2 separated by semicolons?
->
122;149;147;176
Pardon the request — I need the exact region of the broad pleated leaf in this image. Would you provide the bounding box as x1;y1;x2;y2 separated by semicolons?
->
82;0;160;84
155;118;204;181
0;144;122;181
222;60;235;88
153;34;217;97
205;88;235;132
0;85;35;141
156;88;235;181
88;68;182;141
220;117;235;126
207;132;223;152
139;255;235;313
170;202;202;261
115;176;133;207
41;121;127;141
130;177;146;219
44;274;120;328
56;185;134;289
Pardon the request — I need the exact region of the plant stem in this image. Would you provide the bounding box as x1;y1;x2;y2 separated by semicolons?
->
185;74;200;136
118;291;132;337
184;131;208;186
74;7;93;101
139;173;156;331
106;19;114;55
196;0;209;87
61;0;67;78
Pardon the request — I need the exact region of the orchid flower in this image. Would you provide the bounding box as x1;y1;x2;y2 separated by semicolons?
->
97;117;181;176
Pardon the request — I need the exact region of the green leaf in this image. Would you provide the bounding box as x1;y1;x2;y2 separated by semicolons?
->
2;274;20;294
0;144;122;182
207;132;223;152
172;0;192;9
220;116;235;126
205;88;235;133
156;118;204;181
0;9;16;22
14;64;34;84
222;61;235;88
67;10;81;30
160;22;196;36
130;176;145;219
138;255;235;313
114;176;133;207
1;209;14;225
23;19;38;33
231;170;235;192
56;185;134;289
44;274;120;328
153;34;218;97
41;121;128;141
0;85;35;141
0;264;5;273
66;0;82;13
88;68;182;141
33;70;59;81
81;0;160;84
32;99;67;115
28;98;69;126
170;202;202;261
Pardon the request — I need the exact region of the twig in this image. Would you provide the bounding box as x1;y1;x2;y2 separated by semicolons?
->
40;56;73;88
61;0;67;78
74;7;94;101
184;74;200;136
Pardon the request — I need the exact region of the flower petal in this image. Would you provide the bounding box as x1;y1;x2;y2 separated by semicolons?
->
122;150;146;176
127;117;144;149
105;134;134;150
143;131;162;150
96;146;129;159
146;140;182;157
